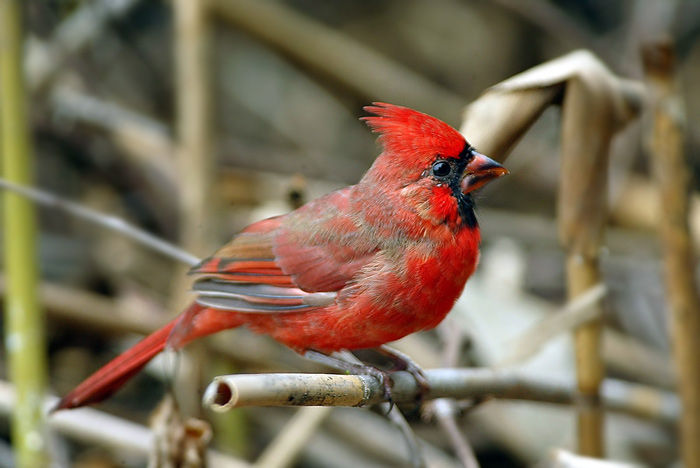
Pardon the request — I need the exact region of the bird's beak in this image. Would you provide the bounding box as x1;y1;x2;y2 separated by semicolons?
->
461;151;508;194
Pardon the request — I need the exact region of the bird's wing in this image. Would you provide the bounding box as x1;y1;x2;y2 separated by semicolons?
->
189;187;378;313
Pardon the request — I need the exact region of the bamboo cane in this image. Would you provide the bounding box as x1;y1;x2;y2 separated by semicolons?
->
0;1;48;466
643;40;700;468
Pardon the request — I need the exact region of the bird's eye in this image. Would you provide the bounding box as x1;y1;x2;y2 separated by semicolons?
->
432;160;451;178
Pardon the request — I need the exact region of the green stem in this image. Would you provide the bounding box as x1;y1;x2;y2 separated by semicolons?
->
0;1;48;466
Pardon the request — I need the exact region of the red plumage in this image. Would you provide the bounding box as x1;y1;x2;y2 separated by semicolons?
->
56;103;507;411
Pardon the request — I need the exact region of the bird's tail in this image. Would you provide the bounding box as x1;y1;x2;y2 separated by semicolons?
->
54;303;241;411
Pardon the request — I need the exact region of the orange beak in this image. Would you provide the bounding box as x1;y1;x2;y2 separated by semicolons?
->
460;151;508;194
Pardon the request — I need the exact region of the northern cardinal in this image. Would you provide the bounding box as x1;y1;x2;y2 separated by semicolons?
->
56;103;507;411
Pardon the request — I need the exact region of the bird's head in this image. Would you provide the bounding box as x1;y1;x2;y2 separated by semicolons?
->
361;102;507;228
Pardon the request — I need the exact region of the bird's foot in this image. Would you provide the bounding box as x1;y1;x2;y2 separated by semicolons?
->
304;350;397;409
377;345;430;405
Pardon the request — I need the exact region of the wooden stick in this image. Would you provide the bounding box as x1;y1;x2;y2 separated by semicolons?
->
0;2;49;465
644;40;700;468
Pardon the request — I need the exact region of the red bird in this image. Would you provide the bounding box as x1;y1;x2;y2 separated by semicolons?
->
56;103;507;410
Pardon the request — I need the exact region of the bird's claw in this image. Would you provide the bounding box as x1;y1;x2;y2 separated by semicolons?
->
378;345;430;406
361;366;395;413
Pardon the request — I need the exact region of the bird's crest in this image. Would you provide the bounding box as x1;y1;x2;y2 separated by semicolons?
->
362;103;467;164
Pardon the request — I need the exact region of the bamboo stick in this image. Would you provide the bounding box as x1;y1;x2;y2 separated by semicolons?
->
174;0;215;259
202;370;680;426
556;57;629;458
0;1;49;466
171;0;216;420
643;40;700;468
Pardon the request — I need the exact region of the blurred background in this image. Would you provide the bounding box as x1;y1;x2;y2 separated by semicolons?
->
2;0;700;466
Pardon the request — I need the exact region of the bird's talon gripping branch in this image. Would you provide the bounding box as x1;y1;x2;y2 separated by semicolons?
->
378;345;430;404
304;349;396;408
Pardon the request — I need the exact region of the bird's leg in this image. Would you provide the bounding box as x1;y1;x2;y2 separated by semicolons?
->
303;350;395;408
377;345;430;404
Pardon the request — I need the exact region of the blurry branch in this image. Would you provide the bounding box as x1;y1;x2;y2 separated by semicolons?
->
0;275;160;335
149;394;213;468
51;87;178;197
0;179;199;266
644;41;700;468
556;51;631;458
174;0;215;259
424;326;480;468
207;0;464;123
462;50;645;457
0;1;49;466
498;283;607;368
172;0;216;420
612;175;700;252
542;449;640;468
27;0;142;92
603;331;675;390
427;399;479;468
203;370;679;426
253;407;333;468
51;87;174;159
0;381;250;468
490;0;610;63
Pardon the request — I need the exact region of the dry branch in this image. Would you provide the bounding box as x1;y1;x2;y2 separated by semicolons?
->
203;370;679;426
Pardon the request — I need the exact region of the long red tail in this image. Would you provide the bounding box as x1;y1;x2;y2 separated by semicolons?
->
54;303;242;411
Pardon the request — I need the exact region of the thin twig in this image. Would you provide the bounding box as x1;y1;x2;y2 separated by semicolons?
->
203;370;679;426
0;178;199;266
